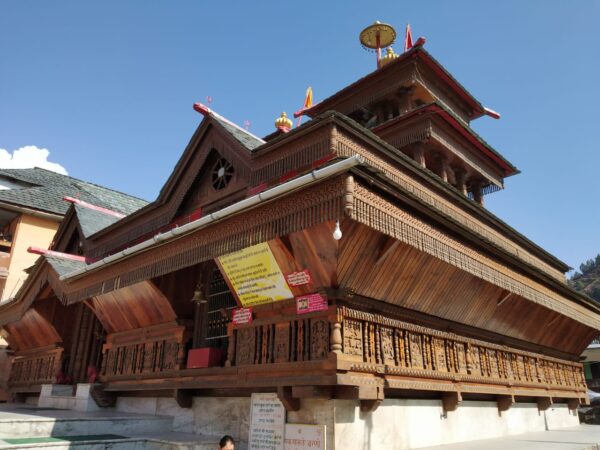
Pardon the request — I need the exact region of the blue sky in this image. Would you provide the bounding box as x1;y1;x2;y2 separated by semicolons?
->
1;1;598;272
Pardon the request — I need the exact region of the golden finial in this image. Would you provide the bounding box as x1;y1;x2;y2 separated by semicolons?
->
275;112;292;132
380;47;399;67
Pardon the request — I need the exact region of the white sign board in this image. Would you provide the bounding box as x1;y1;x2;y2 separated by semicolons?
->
249;393;286;450
284;424;326;450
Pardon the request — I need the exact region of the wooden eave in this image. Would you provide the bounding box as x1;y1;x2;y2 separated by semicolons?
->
0;258;62;327
303;46;485;121
373;102;518;178
349;166;600;317
328;112;570;273
77;110;564;275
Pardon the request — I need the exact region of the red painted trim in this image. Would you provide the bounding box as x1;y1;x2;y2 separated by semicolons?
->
28;247;87;262
63;197;125;218
247;183;268;196
311;154;335;169
484;107;501;119
372;104;515;175
279;170;298;184
193;102;211;116
276;125;291;133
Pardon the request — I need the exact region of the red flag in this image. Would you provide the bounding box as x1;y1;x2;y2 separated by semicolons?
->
404;24;413;52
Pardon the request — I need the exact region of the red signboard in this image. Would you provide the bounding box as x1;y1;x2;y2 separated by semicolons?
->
285;269;312;287
296;293;328;315
232;307;253;325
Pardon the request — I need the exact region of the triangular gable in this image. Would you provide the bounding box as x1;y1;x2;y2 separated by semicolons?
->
85;112;263;258
0;253;86;327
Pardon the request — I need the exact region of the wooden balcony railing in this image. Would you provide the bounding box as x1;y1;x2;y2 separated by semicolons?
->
100;322;187;380
227;315;331;367
9;346;63;388
336;307;586;394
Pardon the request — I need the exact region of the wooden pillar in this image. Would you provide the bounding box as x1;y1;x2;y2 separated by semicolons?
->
412;144;426;168
472;182;484;206
439;158;450;183
454;168;468;196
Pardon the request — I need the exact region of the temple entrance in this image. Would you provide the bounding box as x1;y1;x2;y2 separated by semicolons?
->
192;267;237;352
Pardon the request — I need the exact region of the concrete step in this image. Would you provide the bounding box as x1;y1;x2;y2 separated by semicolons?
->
0;408;172;438
0;433;220;450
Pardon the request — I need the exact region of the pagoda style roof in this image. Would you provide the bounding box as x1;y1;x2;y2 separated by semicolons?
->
0;168;148;216
302;45;486;121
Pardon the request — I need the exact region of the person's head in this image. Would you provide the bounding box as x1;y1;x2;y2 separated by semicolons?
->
219;435;234;450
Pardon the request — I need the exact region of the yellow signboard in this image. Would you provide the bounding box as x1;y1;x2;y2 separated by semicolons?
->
218;242;293;307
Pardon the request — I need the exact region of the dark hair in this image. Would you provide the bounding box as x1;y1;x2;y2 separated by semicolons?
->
219;435;235;448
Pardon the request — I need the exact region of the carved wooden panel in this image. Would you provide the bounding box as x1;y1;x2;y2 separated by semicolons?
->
338;306;587;394
233;316;330;366
343;319;363;359
101;323;186;379
310;318;329;361
274;323;290;363
9;347;63;387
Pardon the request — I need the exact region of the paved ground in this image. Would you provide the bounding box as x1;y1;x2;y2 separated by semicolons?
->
421;426;600;450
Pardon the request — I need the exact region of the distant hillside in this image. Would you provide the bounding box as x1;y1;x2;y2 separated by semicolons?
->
570;254;600;302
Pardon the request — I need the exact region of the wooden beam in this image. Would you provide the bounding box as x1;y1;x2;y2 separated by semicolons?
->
537;397;553;411
277;386;300;412
442;392;462;413
497;394;514;413
174;389;193;409
292;386;333;399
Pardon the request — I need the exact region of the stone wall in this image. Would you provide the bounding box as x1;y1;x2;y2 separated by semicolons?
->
115;396;579;449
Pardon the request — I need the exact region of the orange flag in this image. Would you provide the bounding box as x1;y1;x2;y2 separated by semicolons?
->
304;86;313;109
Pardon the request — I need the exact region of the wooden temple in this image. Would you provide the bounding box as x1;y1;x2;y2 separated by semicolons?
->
0;25;598;449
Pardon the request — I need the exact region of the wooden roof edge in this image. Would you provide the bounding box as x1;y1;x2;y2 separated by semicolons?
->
302;45;485;120
85;114;255;244
350;167;600;318
373;102;519;177
329;112;570;273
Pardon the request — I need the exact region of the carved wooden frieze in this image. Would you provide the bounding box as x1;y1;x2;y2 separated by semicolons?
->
233;316;330;367
338;306;586;394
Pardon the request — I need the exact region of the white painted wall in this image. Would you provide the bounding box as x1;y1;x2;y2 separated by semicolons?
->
114;396;579;450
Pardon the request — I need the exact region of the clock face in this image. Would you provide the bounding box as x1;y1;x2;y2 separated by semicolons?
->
211;158;234;190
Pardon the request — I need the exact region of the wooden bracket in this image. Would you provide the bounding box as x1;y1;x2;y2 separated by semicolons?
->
89;384;117;408
292;386;333;399
360;399;382;413
537;396;553;411
442;392;462;413
174;389;193;409
277;386;300;412
497;394;515;413
567;398;580;411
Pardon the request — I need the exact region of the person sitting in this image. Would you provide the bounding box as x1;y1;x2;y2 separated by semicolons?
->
218;435;234;450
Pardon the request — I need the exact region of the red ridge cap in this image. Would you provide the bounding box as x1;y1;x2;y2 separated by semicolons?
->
63;197;125;218
28;247;88;262
193;102;211;116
